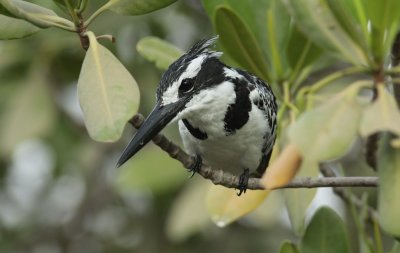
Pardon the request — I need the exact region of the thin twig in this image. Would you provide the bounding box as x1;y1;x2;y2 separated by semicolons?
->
129;114;378;190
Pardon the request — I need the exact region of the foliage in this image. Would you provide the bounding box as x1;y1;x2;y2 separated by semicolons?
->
1;0;400;252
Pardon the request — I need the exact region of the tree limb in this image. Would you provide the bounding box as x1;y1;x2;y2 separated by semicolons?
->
129;114;378;190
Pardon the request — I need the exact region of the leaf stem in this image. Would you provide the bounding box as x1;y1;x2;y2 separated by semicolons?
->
63;0;80;25
76;0;89;14
85;1;113;26
296;66;368;110
283;81;299;117
288;40;312;87
310;66;367;93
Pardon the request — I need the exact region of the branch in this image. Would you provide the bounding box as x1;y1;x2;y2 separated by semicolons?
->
129;114;378;190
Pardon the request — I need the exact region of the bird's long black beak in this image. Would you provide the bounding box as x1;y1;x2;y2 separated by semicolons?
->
116;101;185;167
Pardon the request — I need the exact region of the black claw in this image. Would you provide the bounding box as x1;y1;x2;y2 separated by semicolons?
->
188;155;202;178
237;168;250;196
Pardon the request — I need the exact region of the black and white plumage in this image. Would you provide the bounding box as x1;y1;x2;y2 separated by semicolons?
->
117;36;277;195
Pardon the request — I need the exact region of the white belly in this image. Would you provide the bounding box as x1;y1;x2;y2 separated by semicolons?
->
178;103;270;176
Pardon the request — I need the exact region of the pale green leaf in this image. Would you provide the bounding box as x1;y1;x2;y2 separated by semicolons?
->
77;31;140;142
326;0;370;53
107;0;177;15
206;184;269;227
0;0;73;29
283;0;367;65
378;134;400;237
289;82;365;162
0;67;55;156
283;160;318;236
0;14;40;39
284;188;316;236
360;85;400;142
301;207;350;253
166;178;211;242
0;0;56;18
279;241;300;253
136;36;183;70
214;6;269;81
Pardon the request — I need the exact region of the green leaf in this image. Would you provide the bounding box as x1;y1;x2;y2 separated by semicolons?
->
107;0;177;15
301;207;350;253
0;66;55;157
0;14;40;39
202;0;270;53
283;0;367;66
0;3;13;16
289;82;365;162
279;241;300;253
77;31;140;142
360;85;400;143
0;0;56;17
326;0;370;54
214;6;269;80
362;0;400;31
265;0;291;80
378;134;400;237
136;36;183;70
0;0;74;30
362;0;400;64
286;27;321;81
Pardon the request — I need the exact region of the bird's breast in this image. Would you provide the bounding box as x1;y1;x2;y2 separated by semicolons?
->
178;102;271;176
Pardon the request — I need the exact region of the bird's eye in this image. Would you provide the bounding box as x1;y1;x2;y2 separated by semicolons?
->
179;78;194;93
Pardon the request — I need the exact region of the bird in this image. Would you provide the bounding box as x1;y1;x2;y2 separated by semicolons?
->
117;36;277;195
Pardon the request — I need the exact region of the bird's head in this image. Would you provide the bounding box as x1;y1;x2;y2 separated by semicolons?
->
117;36;223;167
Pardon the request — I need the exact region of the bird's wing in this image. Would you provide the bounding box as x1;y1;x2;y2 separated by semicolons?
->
250;77;278;171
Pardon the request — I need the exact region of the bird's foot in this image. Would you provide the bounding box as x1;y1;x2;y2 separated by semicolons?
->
188;155;202;178
237;168;250;196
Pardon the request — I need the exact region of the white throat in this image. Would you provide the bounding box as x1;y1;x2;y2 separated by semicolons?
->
176;81;236;134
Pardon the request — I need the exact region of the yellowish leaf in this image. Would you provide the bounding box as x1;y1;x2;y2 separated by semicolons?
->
205;185;269;227
261;143;302;189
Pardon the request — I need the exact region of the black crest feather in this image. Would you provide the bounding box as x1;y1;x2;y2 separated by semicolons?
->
157;36;221;99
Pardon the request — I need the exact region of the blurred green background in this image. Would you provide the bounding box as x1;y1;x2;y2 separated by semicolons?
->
0;1;300;252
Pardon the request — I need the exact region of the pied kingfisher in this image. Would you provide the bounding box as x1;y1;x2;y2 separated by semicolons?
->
117;36;277;195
